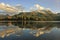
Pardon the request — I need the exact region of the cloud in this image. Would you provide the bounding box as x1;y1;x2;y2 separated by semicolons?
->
34;4;45;10
0;3;19;13
30;4;46;11
15;4;24;10
6;4;11;7
46;8;53;11
15;4;22;10
30;4;53;13
16;4;22;6
0;3;26;15
0;3;5;6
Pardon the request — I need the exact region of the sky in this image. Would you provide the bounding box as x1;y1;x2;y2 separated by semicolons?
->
0;0;60;13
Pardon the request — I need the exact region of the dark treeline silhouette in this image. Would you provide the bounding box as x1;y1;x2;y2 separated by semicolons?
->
0;11;59;21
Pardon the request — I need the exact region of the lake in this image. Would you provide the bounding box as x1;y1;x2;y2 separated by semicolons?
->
0;21;60;40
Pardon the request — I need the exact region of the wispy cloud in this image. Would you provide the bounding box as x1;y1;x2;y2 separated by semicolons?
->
0;3;19;13
30;4;51;11
34;4;45;10
30;4;45;11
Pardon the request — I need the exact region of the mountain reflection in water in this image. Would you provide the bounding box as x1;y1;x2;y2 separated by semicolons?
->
0;21;60;40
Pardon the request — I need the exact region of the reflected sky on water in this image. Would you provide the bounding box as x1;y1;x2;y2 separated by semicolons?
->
0;22;60;40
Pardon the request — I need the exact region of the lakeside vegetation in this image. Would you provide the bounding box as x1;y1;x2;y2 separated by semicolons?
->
0;10;59;21
0;10;59;28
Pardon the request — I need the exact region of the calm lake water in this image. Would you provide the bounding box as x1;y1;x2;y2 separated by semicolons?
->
0;21;60;40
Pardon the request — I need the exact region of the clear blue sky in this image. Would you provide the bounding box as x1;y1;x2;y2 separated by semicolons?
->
0;0;60;13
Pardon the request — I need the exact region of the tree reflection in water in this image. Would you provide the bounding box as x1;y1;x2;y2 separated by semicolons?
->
0;21;59;40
